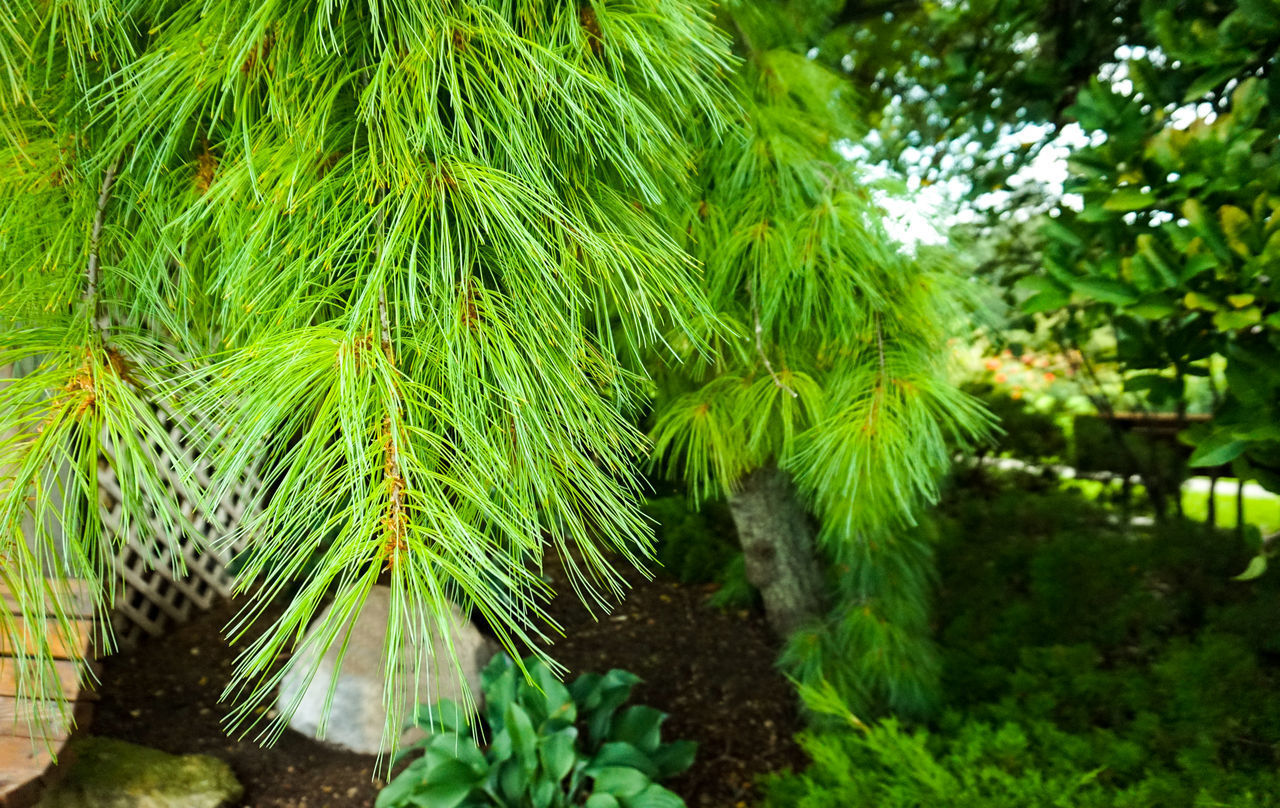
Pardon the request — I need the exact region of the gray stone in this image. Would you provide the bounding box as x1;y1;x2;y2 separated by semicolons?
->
277;586;497;754
36;736;242;808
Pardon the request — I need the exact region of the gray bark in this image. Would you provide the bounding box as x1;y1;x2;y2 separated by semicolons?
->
727;464;826;637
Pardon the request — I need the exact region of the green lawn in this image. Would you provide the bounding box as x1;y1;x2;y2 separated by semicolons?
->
1182;480;1280;535
1054;475;1280;534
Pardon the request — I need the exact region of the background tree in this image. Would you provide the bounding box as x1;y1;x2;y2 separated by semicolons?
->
812;1;1280;522
1031;2;1280;511
648;0;988;719
0;0;732;755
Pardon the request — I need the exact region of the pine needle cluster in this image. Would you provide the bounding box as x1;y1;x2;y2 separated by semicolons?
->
648;1;990;719
1;0;731;757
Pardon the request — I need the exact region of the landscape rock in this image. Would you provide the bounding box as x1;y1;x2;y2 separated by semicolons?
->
277;586;497;754
36;736;242;808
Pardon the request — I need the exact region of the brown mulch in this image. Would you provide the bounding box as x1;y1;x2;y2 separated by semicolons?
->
91;559;805;808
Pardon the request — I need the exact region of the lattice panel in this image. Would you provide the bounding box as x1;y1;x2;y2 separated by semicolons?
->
97;401;260;648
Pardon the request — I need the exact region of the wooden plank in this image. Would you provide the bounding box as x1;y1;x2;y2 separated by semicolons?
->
0;698;90;741
0;582;94;619
0;735;57;801
0;660;81;701
0;621;91;661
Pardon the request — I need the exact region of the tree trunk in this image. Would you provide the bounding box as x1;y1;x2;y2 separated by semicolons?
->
726;464;826;637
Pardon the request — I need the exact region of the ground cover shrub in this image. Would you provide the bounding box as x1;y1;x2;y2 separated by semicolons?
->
765;708;1280;808
763;473;1280;807
378;654;695;808
641;495;755;608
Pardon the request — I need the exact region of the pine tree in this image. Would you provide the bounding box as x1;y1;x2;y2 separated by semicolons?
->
648;0;989;719
0;0;731;755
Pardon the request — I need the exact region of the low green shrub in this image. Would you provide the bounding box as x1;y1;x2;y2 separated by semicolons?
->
763;475;1280;808
764;706;1280;808
377;654;696;808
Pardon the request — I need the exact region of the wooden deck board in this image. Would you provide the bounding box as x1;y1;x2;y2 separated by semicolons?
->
0;582;95;619
0;660;83;702
0;698;85;742
0;621;92;661
0;736;57;806
0;580;94;808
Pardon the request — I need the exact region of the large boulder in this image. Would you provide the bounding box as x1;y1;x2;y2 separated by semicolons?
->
36;737;242;808
277;586;497;754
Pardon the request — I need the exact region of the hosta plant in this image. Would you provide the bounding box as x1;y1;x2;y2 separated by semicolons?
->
376;654;695;808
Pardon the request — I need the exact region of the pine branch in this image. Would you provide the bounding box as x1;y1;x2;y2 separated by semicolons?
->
84;156;121;333
875;314;886;373
373;191;406;570
754;309;798;399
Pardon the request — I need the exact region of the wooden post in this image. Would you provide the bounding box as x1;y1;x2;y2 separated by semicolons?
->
1207;475;1217;527
1237;478;1246;537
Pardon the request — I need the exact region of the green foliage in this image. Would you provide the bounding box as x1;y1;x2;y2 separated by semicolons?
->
764;709;1279;808
813;1;1146;203
640;496;737;586
779;526;942;722
647;0;989;720
962;381;1068;464
377;653;695;808
0;0;733;751
1028;2;1280;493
764;473;1280;807
640;495;756;609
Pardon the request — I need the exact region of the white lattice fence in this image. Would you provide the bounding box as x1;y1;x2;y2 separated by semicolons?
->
99;401;259;648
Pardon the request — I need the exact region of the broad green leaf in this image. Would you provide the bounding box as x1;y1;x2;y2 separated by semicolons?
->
570;673;604;711
1183;66;1239;101
527;664;575;724
1183;291;1218;311
1183;198;1231;259
1224;363;1273;406
649;741;697;779
590;742;658;778
1219;205;1253;257
1016;275;1071;296
401;759;481;808
1128;295;1178;319
413;700;468;734
1041;218;1084;249
623;783;686;808
482;655;518;727
586;671;643;743
609;706;666;754
1213;307;1261;330
497;758;529;803
1136;234;1178;288
539;726;580;782
1071;278;1139;306
1022;289;1070;314
1188;437;1248;467
505;703;539;774
1227;294;1257;308
427;733;487;775
530;778;557;808
376;759;430;808
589;766;650;798
1103;188;1156;212
1179;253;1219;281
1233;555;1268;582
585;795;621;808
1228;77;1267;126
